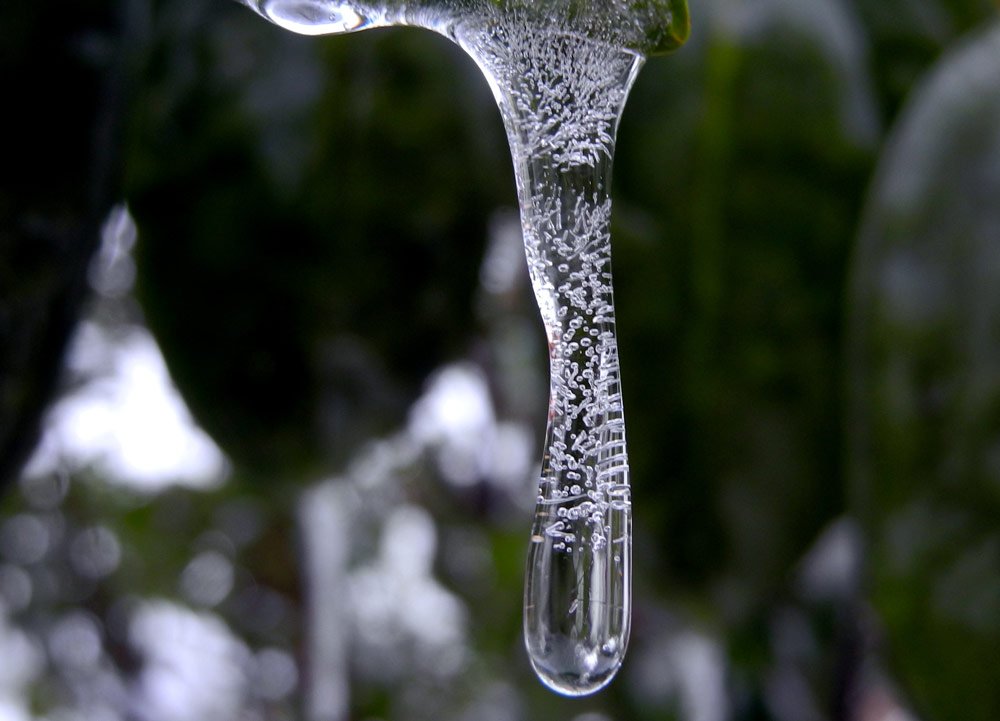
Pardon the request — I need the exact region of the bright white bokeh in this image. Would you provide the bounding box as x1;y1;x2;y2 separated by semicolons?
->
129;600;250;721
23;322;229;492
409;363;533;494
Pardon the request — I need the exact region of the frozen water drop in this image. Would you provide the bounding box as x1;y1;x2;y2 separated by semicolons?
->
235;0;681;697
459;21;638;697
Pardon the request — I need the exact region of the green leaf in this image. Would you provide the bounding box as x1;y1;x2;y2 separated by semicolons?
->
848;20;1000;720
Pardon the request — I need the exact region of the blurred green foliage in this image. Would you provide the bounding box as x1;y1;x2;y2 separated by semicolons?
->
127;15;511;476
849;20;1000;721
2;0;1000;719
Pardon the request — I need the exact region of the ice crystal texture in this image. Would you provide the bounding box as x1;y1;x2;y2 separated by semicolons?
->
239;0;652;695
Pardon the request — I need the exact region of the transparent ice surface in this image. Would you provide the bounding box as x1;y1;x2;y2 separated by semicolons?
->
459;18;638;695
238;0;647;695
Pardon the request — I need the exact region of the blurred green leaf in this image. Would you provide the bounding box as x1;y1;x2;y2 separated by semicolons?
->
849;20;1000;721
848;0;996;118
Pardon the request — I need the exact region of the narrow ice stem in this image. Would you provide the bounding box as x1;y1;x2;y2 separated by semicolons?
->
459;20;643;696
